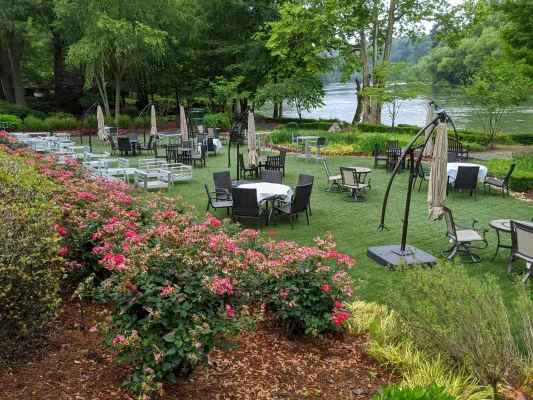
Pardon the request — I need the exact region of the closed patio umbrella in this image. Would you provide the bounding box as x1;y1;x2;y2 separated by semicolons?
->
422;105;434;157
179;105;188;141
247;111;258;167
428;121;448;221
150;104;157;137
96;105;107;142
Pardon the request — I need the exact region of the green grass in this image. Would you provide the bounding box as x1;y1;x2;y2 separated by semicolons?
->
75;135;532;305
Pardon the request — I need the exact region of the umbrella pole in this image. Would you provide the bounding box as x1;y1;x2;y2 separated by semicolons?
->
228;105;252;180
400;150;416;253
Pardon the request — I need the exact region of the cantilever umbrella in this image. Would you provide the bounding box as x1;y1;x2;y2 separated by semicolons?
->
428;121;448;221
150;104;157;138
96;105;107;142
422;105;434;157
247;111;258;167
179;105;188;141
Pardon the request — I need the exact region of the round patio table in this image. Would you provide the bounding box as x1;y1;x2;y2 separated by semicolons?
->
489;219;533;261
447;162;488;183
344;166;372;186
238;182;293;226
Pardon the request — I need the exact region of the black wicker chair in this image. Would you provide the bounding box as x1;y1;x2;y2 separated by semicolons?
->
117;136;133;156
279;149;286;176
207;137;217;156
108;134;118;155
213;171;233;201
374;143;387;169
205;182;232;215
232;187;263;229
484;162;516;198
448;166;479;200
261;170;282;184
298;174;314;215
275;183;313;230
238;153;258;179
387;139;399;149
137;135;154;155
192;144;207;168
266;155;281;171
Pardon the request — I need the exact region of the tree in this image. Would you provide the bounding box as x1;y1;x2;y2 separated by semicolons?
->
254;81;289;118
459;59;533;149
210;75;250;113
361;61;428;132
285;72;325;122
499;0;533;75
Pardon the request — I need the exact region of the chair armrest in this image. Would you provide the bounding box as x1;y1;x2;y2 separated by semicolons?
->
454;217;478;229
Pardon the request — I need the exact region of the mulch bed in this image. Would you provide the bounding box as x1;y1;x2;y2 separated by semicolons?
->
0;300;393;400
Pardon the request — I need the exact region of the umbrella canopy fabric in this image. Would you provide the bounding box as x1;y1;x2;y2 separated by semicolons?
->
150;104;157;137
96;105;107;141
179;105;188;141
428;121;448;221
247;111;258;167
422;105;434;157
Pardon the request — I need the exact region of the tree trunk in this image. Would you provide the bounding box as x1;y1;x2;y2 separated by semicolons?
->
0;42;14;103
360;31;372;123
353;78;363;124
279;102;283;118
5;31;25;105
95;67;111;117
115;72;122;119
273;102;278;118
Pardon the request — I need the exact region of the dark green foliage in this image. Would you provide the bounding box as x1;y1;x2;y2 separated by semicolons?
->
0;153;62;359
115;115;131;129
300;122;337;130
510;133;533;146
0;101;33;118
375;382;456;400
203;113;231;130
509;171;533;192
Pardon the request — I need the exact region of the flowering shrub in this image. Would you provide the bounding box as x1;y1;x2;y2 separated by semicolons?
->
0;151;63;358
0;138;356;398
0;130;28;150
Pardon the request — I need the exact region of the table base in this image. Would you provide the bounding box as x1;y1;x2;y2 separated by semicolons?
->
367;245;437;269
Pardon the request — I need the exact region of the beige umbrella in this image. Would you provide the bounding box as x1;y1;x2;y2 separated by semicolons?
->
428;121;448;221
96;105;107;141
150;104;157;137
179;105;188;141
247;111;258;167
422;105;434;157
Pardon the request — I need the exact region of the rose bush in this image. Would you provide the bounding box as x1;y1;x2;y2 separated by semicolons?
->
1;135;356;398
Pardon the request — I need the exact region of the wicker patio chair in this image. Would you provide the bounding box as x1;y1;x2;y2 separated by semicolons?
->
298;173;314;215
238;153;258;179
137;136;154;155
484;162;516;198
207;137;217;156
374;143;387;169
279;149;286;177
117;136;133;156
232;187;263;229
213;171;232;201
205;182;232;215
441;206;488;263
191;144;207;168
340;167;369;202
261;170;282;184
275;183;313;230
266;155;281;171
108;134;118;155
448;166;480;200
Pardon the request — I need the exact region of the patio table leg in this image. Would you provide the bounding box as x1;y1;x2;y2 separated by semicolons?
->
491;229;501;261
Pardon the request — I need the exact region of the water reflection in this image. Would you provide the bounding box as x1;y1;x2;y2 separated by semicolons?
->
258;83;533;133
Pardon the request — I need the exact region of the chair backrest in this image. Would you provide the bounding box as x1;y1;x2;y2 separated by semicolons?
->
447;151;458;162
387;140;399;149
213;171;232;194
108;134;117;150
207;127;215;137
298;173;314;186
387;148;401;165
374;143;379;158
182;140;192;149
510;221;533;260
266;155;281;171
204;181;214;202
290;183;313;213
196;134;207;144
279;149;286;166
442;206;457;239
117;136;132;151
127;133;138;142
316;137;326;147
166;144;178;162
261;170;282;184
232;187;260;216
238;152;245;167
340;167;360;187
322;159;332;179
200;144;207;158
230;126;241;144
207;137;215;150
417;163;426;179
454;166;479;190
503;162;517;184
108;127;118;135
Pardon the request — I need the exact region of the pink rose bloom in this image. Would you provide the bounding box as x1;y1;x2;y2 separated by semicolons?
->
89;326;97;333
225;304;235;318
57;226;68;236
335;301;343;309
321;284;331;292
269;231;275;236
146;307;153;313
159;286;172;297
58;247;68;257
195;342;202;348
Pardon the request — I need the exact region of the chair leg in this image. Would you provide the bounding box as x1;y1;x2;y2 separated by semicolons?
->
306;210;309;225
308;202;312;216
206;201;210;212
289;213;294;230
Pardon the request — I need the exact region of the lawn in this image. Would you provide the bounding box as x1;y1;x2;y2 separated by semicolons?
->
79;136;532;305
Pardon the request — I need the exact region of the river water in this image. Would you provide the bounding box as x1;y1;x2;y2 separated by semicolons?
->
259;83;533;133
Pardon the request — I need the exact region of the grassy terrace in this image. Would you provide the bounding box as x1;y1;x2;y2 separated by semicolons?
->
79;136;532;305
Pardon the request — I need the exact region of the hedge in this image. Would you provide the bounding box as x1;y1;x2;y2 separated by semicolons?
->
509;171;533;192
0;114;23;130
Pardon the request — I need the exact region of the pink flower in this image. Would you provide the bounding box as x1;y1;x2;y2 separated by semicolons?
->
146;307;153;313
225;304;235;318
57;226;68;236
85;375;91;380
269;231;275;236
195;342;202;348
89;326;97;333
210;217;221;227
131;298;136;303
113;334;126;343
328;250;339;258
339;312;349;321
321;284;331;292
154;353;161;361
335;301;343;309
159;286;172;297
58;247;68;257
124;230;136;238
113;254;125;264
129;211;137;217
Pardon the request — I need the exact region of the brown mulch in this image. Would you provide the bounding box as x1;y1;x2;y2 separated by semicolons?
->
0;301;393;400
